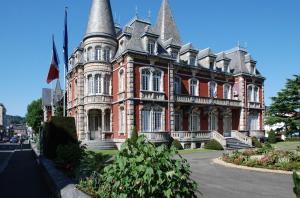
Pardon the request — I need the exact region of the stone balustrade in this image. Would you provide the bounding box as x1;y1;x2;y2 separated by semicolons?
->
211;130;226;147
171;130;211;141
140;91;165;101
140;132;170;142
231;130;252;145
174;95;241;107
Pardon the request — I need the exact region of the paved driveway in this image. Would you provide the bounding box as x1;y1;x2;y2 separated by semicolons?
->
182;151;295;198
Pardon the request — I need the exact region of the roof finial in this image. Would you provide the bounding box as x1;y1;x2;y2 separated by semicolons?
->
147;9;151;22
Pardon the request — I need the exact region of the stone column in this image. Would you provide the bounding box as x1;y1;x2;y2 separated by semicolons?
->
127;56;135;137
102;109;105;140
238;76;247;131
85;111;90;140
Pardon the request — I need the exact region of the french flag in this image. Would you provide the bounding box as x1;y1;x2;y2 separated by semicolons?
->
47;37;60;84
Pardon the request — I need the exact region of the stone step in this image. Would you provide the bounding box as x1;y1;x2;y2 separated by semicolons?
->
226;138;252;149
83;140;117;150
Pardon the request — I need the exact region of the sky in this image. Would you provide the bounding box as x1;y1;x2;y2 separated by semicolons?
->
0;0;299;116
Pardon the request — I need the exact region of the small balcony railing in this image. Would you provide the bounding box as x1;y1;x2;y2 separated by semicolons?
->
140;91;165;101
248;102;261;109
174;95;241;107
171;130;211;141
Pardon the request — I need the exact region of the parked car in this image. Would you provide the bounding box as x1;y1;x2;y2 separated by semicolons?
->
287;131;300;138
10;137;19;143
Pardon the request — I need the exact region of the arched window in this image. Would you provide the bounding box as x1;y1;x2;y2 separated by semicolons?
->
119;69;125;92
119;107;125;134
141;69;150;91
87;47;93;61
152;70;162;92
190;79;198;96
209;81;217;98
103;48;110;62
103;75;110;95
174;76;181;95
224;84;231;99
94;74;101;94
95;47;101;61
189;111;200;131
87;75;93;95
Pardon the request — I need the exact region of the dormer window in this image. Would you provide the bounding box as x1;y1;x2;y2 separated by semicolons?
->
147;40;155;55
224;64;229;73
189;56;196;66
209;61;214;70
171;51;178;59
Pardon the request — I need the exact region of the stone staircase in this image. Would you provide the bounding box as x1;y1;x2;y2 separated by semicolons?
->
82;140;117;150
226;138;252;150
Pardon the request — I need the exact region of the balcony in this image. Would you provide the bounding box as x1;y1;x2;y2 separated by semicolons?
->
140;91;165;101
248;102;262;109
140;132;170;143
171;131;211;142
84;95;112;104
174;95;241;107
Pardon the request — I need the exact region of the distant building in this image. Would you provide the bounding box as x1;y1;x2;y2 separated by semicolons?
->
66;0;266;149
12;124;27;135
0;103;7;135
42;81;63;122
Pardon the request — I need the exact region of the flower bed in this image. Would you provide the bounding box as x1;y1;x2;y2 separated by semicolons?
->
222;144;300;171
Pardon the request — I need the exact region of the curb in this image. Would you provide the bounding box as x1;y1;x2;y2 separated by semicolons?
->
212;158;299;175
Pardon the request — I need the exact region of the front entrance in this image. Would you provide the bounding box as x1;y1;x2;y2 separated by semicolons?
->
88;109;102;140
223;116;232;137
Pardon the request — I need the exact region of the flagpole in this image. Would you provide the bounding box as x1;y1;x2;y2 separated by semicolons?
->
63;7;68;117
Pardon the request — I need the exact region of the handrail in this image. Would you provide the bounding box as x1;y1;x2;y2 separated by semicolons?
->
231;130;252;146
211;131;226;148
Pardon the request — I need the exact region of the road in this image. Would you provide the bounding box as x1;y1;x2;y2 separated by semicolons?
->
183;151;295;198
0;149;52;198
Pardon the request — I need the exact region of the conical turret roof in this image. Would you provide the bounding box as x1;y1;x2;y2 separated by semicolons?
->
156;0;181;45
84;0;116;40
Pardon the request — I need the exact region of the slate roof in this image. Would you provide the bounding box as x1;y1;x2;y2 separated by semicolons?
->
84;0;116;40
198;48;216;59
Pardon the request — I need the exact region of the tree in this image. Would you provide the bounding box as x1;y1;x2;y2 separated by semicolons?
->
25;99;43;133
265;75;300;134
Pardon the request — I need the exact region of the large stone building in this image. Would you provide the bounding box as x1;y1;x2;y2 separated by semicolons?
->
67;0;265;149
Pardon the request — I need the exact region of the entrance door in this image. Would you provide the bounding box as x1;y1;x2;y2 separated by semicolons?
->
223;116;232;137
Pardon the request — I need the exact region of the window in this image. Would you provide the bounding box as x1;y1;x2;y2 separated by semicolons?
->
249;112;259;130
141;109;151;132
224;84;231;99
152;71;162;92
153;109;162;131
104;110;110;131
209;112;218;131
87;47;93;61
224;64;229;73
254;86;259;102
190;112;200;131
248;85;259;102
189;56;196;66
171;51;178;59
103;75;110;95
190;79;198;96
119;107;125;133
141;69;150;91
95;47;101;61
87;75;93;95
209;61;214;70
147;41;155;55
94;74;101;94
174;76;181;95
209;81;217;98
119;69;125;92
174;112;182;131
103;48;110;62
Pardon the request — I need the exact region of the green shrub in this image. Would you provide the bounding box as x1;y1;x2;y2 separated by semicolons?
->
43;117;77;159
257;142;274;154
268;130;277;144
78;135;198;198
55;142;86;177
252;136;262;148
78;151;112;179
293;171;300;198
205;139;224;150
171;139;183;150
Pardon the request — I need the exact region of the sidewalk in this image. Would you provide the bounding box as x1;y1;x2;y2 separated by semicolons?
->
0;150;52;198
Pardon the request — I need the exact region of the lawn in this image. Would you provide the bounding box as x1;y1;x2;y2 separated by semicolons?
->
272;141;300;151
92;149;119;155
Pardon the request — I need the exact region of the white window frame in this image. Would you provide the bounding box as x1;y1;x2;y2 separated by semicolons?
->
87;47;93;61
147;40;155;55
87;74;93;95
223;84;231;99
189;111;200;132
209;111;218;131
140;67;164;92
141;68;151;91
95;46;101;61
174;111;182;131
248;84;259;102
119;69;125;93
249;112;259;130
209;81;217;98
103;48;110;62
189;78;198;96
119;107;125;134
94;74;101;94
141;106;164;132
174;76;181;95
103;75;110;95
152;70;162;92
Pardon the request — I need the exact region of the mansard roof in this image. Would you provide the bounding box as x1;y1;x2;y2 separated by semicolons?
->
84;0;116;40
216;52;231;62
180;43;198;54
198;48;217;59
156;0;181;45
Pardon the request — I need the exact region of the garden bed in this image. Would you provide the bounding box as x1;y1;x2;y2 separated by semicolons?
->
221;143;300;172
